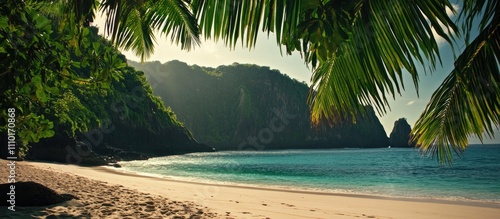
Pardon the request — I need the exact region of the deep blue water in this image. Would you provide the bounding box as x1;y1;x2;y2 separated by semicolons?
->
119;144;500;204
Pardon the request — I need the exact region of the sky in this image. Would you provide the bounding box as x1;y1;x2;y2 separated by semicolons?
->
92;4;498;144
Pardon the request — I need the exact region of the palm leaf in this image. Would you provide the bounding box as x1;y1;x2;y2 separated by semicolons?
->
100;0;200;61
146;0;200;51
459;0;498;43
412;8;500;164
309;0;457;124
190;0;302;49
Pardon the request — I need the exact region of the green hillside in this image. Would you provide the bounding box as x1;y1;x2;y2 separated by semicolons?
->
130;60;389;150
28;61;214;164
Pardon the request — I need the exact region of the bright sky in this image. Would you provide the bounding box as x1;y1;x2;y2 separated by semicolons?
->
93;4;498;144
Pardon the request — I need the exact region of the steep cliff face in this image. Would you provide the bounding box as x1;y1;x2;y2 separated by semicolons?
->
130;60;389;150
389;118;414;147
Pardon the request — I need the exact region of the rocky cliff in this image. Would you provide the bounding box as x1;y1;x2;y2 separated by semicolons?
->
389;118;414;147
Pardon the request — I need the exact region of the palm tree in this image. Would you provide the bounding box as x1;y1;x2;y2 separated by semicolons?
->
28;0;500;163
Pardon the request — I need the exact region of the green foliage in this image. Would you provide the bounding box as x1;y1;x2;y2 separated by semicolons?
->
0;1;132;158
0;1;72;156
412;0;499;164
308;0;457;124
48;91;100;137
16;113;55;157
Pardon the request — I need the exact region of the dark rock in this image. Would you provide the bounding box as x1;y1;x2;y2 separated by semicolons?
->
389;118;415;147
26;139;109;166
0;181;76;206
92;145;150;161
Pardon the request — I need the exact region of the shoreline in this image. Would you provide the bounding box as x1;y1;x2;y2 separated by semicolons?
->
99;164;500;209
4;160;498;219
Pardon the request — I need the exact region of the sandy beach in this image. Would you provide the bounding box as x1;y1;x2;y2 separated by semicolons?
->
1;160;499;219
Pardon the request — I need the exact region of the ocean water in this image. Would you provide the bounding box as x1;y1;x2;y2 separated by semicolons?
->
119;144;500;204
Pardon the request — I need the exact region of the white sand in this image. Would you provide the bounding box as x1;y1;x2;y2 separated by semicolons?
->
2;160;500;219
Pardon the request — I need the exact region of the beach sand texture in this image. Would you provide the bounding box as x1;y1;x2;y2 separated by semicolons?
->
1;159;499;219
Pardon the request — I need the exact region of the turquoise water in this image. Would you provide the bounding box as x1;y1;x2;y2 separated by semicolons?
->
119;144;500;204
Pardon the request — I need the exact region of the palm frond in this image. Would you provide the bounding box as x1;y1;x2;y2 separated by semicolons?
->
116;4;157;61
100;0;200;61
99;0;152;61
459;0;498;43
190;0;302;49
412;11;500;164
309;0;457;124
146;0;200;51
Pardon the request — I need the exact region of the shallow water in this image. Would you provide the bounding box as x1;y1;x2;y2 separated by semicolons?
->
119;144;500;204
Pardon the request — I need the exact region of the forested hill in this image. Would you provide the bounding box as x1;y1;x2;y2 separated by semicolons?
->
129;60;389;150
27;62;214;164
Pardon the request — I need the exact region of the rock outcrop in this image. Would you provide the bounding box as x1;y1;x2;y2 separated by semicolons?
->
389;118;414;147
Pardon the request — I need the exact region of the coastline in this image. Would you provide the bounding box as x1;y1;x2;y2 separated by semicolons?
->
2;160;499;219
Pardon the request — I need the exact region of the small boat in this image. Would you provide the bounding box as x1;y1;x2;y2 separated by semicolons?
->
388;146;391;149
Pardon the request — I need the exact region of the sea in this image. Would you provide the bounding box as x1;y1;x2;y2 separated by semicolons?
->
118;144;500;205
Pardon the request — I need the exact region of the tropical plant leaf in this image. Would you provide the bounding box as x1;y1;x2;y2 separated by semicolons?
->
190;0;302;49
459;0;498;43
99;0;200;61
309;0;457;124
147;0;200;51
412;9;500;164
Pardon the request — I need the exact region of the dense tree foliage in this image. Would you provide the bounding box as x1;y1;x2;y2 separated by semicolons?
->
0;1;97;157
130;60;389;150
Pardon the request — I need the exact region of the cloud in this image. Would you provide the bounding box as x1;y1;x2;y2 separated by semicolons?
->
406;100;416;106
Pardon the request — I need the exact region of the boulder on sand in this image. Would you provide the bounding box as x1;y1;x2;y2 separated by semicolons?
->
0;181;77;206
